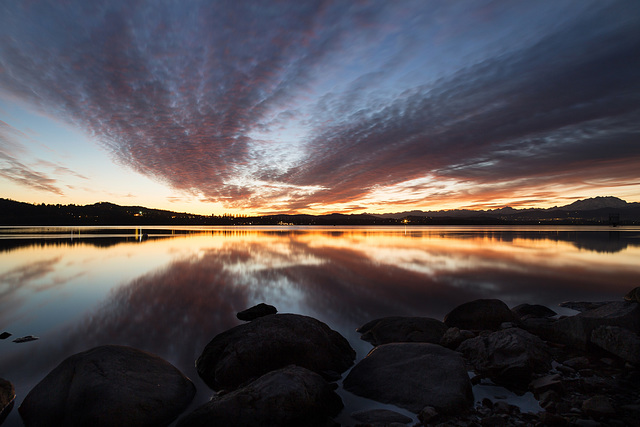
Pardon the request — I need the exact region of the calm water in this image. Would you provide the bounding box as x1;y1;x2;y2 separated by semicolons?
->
1;225;639;425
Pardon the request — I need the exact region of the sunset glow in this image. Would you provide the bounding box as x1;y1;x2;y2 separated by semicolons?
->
1;1;639;215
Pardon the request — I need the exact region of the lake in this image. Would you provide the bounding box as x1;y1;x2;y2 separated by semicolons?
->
1;225;639;425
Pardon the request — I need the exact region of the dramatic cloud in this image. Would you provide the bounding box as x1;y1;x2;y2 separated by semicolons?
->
1;0;638;211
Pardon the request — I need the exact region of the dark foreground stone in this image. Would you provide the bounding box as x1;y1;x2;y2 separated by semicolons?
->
444;299;519;331
457;327;552;389
236;302;277;321
196;313;355;390
591;325;640;364
177;365;343;427
0;377;15;425
356;316;448;346
343;343;473;414
511;303;557;320
351;409;412;425
19;345;195;427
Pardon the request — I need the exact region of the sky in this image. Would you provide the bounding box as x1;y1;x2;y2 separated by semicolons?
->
0;0;639;216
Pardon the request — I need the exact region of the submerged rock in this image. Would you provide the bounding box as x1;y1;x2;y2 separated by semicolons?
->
0;332;11;340
343;343;473;414
12;335;38;343
444;299;519;331
196;313;355;390
356;316;447;346
236;303;277;321
19;345;195;427
177;365;343;427
457;327;552;389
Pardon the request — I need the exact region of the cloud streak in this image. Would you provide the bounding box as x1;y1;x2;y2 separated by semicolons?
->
1;0;638;211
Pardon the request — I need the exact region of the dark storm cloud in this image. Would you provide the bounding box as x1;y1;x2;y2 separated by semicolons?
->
0;1;638;209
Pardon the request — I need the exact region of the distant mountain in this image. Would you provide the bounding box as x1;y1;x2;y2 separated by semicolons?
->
555;196;632;211
1;196;639;226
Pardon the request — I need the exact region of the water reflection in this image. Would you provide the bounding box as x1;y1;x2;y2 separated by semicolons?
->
0;226;639;426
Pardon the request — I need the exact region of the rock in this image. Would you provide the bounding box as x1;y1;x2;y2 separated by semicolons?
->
520;317;557;341
444;299;519;331
539;412;569;426
531;374;564;395
511;303;557;319
562;356;590;370
351;409;413;425
418;406;439;423
12;335;38;343
591;325;640;364
457;328;552;389
559;301;612;312
177;365;342;427
343;343;473;414
581;395;616;417
196;313;355;390
19;345;195;427
624;287;640;303
0;377;15;424
236;303;277;321
0;332;10;340
356;316;447;346
439;327;475;349
550;301;640;349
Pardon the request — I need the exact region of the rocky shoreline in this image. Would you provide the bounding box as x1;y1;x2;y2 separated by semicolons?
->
2;292;640;426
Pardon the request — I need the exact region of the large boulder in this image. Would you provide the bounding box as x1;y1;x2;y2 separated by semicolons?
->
236;303;277;321
550;301;640;349
444;299;519;331
343;343;473;414
511;303;557;320
177;365;343;427
19;345;195;427
0;377;15;424
457;327;552;389
591;326;640;364
196;313;355;390
356;316;448;346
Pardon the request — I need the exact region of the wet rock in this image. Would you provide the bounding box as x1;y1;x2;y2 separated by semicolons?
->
581;395;616;418
351;409;412;425
539;412;569;426
590;325;640;364
343;343;473;414
236;302;277;321
511;303;557;320
440;327;475;349
196;313;355;390
0;377;15;424
0;332;10;340
444;299;519;331
550;301;640;349
356;316;447;346
531;374;564;395
457;328;552;389
12;335;38;343
177;365;342;427
19;345;195;427
418;406;439;424
562;356;590;370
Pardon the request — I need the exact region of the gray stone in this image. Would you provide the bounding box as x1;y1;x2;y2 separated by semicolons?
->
357;316;448;346
581;395;615;417
177;365;342;427
591;325;640;364
18;345;195;427
511;303;557;319
236;302;277;321
440;327;475;349
343;343;473;414
0;377;15;423
444;299;519;331
550;301;640;348
531;374;564;395
351;409;412;425
196;313;355;390
457;328;552;388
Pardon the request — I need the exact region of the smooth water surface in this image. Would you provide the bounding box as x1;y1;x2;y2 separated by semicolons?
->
1;225;639;425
